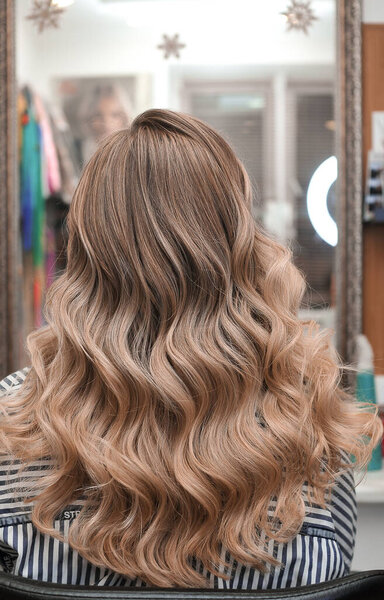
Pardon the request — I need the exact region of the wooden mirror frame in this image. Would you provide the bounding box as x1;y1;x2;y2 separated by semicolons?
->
336;0;364;372
0;0;19;378
0;0;364;377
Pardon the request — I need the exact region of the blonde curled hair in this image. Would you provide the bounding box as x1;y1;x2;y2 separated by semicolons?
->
1;109;382;587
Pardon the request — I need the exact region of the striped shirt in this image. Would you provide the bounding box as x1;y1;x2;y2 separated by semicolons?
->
0;367;357;589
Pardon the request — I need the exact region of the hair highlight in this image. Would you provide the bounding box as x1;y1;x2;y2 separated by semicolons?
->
1;109;382;587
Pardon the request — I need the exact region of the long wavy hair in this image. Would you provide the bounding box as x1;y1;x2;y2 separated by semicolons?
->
0;109;382;587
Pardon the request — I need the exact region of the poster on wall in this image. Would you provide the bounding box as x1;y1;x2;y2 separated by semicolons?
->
52;74;152;170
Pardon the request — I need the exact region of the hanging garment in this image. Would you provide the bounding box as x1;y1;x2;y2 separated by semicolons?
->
33;92;61;197
19;87;41;255
19;87;49;330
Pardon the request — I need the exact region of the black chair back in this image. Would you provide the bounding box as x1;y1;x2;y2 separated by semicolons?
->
0;571;383;600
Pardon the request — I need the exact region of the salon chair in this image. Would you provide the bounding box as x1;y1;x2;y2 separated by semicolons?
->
0;571;383;600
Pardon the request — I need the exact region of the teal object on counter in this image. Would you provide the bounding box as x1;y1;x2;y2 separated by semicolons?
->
356;370;382;471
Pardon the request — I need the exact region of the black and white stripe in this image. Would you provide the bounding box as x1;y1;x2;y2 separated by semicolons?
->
0;367;357;589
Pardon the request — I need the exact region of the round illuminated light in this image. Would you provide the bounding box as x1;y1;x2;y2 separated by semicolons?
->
306;155;338;247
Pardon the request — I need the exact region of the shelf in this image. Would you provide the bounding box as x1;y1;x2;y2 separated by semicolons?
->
355;466;384;503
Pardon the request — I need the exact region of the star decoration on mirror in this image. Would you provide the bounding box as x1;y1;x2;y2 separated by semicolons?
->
281;1;318;34
157;34;186;59
26;0;66;33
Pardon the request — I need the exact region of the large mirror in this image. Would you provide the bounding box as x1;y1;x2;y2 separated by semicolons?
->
0;0;362;376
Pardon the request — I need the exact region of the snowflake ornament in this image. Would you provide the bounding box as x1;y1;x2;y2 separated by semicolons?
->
281;1;318;34
26;0;66;33
157;34;186;59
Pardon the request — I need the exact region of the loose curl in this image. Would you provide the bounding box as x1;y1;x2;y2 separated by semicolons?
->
0;109;382;587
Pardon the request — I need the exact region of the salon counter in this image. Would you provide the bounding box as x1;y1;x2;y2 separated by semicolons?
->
355;466;384;503
352;465;384;570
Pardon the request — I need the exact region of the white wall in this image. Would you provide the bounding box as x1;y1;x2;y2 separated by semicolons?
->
363;0;384;23
16;0;335;104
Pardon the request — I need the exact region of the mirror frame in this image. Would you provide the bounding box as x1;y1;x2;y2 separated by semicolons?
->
0;0;363;377
335;0;363;373
0;0;19;377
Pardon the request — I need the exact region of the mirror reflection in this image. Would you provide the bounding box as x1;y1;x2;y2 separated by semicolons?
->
16;0;336;360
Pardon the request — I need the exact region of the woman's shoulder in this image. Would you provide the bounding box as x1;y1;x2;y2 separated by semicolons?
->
0;367;31;395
